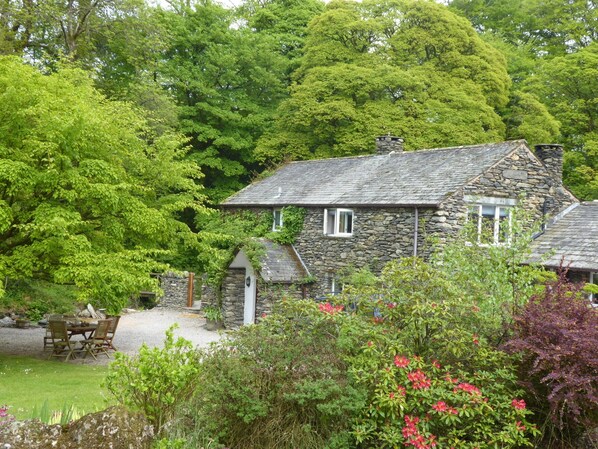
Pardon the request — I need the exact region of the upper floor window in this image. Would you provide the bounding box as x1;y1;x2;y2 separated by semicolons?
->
272;208;283;232
324;208;353;236
468;204;511;245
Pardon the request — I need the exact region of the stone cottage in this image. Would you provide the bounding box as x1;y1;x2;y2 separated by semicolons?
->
219;137;577;327
527;201;598;304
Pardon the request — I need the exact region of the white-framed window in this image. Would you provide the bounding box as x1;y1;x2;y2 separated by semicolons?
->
323;208;353;236
330;276;343;295
467;204;512;245
272;208;283;232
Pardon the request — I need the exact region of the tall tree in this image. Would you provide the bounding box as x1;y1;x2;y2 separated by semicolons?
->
157;0;288;202
0;56;205;311
255;0;511;163
527;43;598;199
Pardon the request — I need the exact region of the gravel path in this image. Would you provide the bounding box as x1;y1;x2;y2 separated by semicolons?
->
0;308;225;365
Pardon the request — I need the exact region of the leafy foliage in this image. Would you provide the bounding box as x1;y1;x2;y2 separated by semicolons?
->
105;325;201;435
174;300;363;449
0;56;205;314
256;0;510;163
0;279;79;320
504;270;598;436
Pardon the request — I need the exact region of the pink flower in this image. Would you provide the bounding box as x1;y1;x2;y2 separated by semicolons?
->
431;359;441;369
396;385;406;396
394;355;410;368
367;341;373;347
515;421;526;431
386;302;396;309
511;399;526;410
472;334;479;345
389;392;395;399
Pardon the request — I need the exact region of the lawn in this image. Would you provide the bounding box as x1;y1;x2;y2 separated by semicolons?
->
0;354;112;420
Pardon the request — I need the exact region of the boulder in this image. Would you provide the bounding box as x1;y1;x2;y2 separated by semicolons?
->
60;406;153;449
0;407;154;449
0;420;62;449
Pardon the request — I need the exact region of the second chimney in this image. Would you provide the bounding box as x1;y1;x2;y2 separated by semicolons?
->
535;144;563;185
376;135;404;155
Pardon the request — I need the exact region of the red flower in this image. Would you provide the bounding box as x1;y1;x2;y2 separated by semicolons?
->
454;382;481;395
367;341;373;347
387;302;396;309
394;355;410;368
318;303;344;314
407;370;431;389
431;359;441;369
431;401;448;412
511;399;526;410
389;392;395;400
397;385;406;396
472;334;479;345
515;421;526;431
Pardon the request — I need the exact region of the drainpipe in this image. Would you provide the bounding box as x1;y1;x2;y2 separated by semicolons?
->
413;207;419;258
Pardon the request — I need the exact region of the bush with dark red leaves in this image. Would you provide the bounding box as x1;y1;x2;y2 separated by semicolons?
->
504;269;598;435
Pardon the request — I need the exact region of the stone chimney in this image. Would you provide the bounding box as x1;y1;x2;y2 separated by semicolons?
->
376;135;404;155
534;144;563;185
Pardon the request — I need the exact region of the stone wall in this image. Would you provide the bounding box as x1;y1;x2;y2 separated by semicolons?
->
223;144;576;304
157;272;195;309
426;145;577;243
221;268;245;328
294;207;435;296
220;268;306;329
256;282;305;318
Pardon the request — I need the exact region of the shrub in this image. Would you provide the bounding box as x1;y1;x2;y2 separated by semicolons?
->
104;325;201;435
171;299;364;449
504;270;598;437
0;279;79;319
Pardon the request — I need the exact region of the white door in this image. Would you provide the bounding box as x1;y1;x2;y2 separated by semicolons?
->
243;266;256;325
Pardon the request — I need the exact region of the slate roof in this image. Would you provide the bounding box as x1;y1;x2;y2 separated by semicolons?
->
527;202;598;271
258;240;310;283
223;140;527;207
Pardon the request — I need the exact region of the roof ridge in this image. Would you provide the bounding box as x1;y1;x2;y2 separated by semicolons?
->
286;140;525;165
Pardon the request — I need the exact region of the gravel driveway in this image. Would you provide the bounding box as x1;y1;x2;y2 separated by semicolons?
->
0;308;225;365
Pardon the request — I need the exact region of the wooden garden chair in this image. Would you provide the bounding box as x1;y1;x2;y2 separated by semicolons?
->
48;320;78;362
80;319;112;360
43;314;64;350
103;315;120;352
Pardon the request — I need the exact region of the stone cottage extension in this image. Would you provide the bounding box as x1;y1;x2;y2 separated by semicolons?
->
219;138;577;328
527;201;598;303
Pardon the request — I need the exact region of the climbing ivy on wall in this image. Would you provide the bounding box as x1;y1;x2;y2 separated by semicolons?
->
269;206;306;245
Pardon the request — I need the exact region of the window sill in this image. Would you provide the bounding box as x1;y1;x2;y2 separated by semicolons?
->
323;233;353;238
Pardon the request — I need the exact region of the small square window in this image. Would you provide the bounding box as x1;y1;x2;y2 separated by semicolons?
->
323;208;354;236
272;208;283;232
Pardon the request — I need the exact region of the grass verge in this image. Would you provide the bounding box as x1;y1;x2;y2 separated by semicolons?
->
0;354;112;420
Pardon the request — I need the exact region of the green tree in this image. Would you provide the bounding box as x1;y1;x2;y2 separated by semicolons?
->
449;0;597;57
0;56;205;313
255;0;511;163
526;43;598;199
238;0;325;77
157;0;288;202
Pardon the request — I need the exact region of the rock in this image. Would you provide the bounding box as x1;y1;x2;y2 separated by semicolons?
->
0;317;13;327
61;406;153;449
0;407;154;449
0;420;63;449
78;309;92;318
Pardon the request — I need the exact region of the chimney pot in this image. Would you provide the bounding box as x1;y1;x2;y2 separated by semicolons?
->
534;144;563;185
376;135;404;155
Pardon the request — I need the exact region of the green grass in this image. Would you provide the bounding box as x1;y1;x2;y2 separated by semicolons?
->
0;354;113;420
